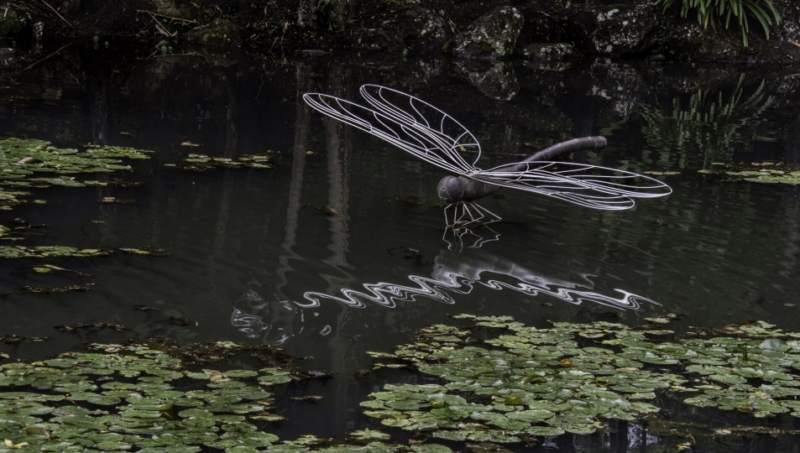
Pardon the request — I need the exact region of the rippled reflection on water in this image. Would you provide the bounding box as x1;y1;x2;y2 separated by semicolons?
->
1;50;800;450
231;247;658;344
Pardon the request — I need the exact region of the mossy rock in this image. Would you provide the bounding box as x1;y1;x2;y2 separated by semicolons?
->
659;21;742;62
519;43;583;61
447;6;524;59
397;7;452;54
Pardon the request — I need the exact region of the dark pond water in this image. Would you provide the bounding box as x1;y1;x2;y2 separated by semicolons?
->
1;48;800;451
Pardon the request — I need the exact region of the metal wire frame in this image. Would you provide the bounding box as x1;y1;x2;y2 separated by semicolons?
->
303;85;672;216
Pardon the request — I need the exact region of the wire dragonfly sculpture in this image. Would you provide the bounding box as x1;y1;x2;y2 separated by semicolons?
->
303;85;672;231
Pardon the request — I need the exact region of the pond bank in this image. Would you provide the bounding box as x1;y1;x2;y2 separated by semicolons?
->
4;0;800;67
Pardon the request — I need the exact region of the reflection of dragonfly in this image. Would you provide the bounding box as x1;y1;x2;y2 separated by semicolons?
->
443;222;500;251
303;85;672;227
298;249;656;311
231;249;657;344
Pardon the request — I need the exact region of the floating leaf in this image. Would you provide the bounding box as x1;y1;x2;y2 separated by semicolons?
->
349;429;391;441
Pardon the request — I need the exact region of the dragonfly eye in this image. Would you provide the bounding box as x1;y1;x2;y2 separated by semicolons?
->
437;176;465;203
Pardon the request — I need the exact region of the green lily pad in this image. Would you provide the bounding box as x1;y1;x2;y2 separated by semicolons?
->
349;429;391;441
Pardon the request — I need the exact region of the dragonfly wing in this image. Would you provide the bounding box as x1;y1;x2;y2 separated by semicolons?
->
472;161;672;210
359;84;482;169
303;92;477;175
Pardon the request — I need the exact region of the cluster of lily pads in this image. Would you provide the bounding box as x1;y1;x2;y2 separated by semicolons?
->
0;246;108;259
698;162;800;185
5;316;800;451
0;339;451;453
0;137;153;210
0;246;165;260
165;153;273;172
364;315;800;442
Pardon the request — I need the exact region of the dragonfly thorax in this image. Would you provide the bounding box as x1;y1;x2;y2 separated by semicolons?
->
437;176;466;203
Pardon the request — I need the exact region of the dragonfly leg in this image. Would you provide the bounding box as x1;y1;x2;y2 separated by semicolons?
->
445;202;469;228
454;202;469;225
442;203;501;250
443;204;454;226
459;202;480;226
442;224;465;252
443;201;502;228
469;202;501;225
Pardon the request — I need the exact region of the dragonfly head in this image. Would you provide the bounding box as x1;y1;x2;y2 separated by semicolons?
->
437;175;466;203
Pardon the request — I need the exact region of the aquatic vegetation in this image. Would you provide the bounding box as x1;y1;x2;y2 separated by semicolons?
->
84;180;144;188
54;323;130;333
0;246;109;259
0;138;151;176
83;145;152;160
20;284;94;294
0;190;29;211
5;316;800;450
0;137;153;210
289;395;323;403
659;0;782;46
0;246;167;260
31;265;92;277
641;76;777;168
100;197;135;204
364;315;800;442
0;340;452;453
348;429;391;442
698;162;800;185
0;335;48;345
116;247;167;256
0;220;47;241
0;342;278;451
168;153;273;172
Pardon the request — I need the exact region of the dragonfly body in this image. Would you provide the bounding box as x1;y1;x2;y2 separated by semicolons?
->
437;175;498;203
437;136;610;203
302;85;671;226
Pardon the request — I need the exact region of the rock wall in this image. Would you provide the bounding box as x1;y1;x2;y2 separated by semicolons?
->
512;0;798;63
3;0;800;65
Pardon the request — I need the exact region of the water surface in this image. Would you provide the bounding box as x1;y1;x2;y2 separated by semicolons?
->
1;51;799;450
